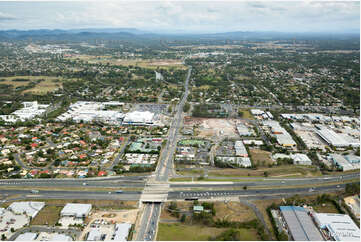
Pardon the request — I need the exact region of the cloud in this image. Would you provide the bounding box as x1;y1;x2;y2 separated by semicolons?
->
0;1;359;33
0;12;16;21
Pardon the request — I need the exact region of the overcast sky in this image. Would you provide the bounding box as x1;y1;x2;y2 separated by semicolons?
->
0;0;359;33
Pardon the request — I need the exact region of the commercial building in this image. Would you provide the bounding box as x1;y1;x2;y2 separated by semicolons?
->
123;111;155;125
61;203;92;218
313;213;360;241
216;156;252;168
234;141;248;157
8;201;45;218
280;206;324;241
112;223;132;241
15;232;37;241
329;154;358;171
56;101;124;124
0;101;49;123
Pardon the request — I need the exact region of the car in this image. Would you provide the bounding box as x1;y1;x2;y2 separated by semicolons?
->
108;191;112;194
82;182;87;186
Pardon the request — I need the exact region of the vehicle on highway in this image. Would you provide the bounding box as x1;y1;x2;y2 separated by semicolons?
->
116;190;123;194
82;182;87;186
31;190;39;193
185;197;198;201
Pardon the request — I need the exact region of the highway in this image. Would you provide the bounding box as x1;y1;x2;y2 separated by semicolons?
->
0;183;347;202
0;172;356;189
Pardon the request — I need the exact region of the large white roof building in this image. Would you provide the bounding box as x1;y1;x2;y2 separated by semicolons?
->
314;213;360;241
8;201;45;218
61;203;92;218
123;111;154;125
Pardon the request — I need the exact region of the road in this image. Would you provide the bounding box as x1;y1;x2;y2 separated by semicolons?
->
136;67;192;241
0;183;347;202
0;172;357;189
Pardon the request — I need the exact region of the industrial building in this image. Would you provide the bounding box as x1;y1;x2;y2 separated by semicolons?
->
87;228;103;241
280;206;324;241
236;123;254;136
8;201;45;218
122;111;155;125
61;203;92;218
313;213;360;241
329;154;359;171
234;141;248;157
112;223;131;241
15;232;37;241
263;121;297;147
272;153;312;165
315;125;356;148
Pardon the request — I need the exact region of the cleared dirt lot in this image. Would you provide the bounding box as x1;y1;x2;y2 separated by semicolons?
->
249;148;274;167
184;117;239;138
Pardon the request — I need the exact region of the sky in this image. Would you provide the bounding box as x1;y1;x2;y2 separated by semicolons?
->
0;0;359;33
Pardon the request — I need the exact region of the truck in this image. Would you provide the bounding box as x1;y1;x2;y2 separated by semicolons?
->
115;190;123;194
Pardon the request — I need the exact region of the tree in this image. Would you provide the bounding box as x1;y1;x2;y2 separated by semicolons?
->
183;102;190;112
180;214;186;223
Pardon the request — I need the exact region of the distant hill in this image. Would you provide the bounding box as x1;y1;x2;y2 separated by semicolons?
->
0;28;359;42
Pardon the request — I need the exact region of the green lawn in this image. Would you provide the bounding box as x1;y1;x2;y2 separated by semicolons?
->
157;223;260;241
157;223;227;241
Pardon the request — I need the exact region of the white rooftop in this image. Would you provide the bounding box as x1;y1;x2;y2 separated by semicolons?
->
15;232;37;241
61;203;92;218
113;223;132;241
314;213;360;241
8;201;45;218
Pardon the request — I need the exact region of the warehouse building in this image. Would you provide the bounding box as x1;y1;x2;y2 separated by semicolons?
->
329;154;358;171
313;213;360;241
112;223;132;241
280;206;324;241
61;203;92;218
315;126;349;147
236;123;254;136
234;141;248;157
15;232;37;241
8;201;45;218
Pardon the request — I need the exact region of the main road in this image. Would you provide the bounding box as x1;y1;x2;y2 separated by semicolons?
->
136;67;192;241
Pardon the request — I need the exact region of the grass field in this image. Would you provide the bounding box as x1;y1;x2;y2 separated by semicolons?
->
30;205;62;226
208;165;322;178
0;76;63;94
313;202;339;213
157;223;227;241
1;199;137;210
239;109;254;119
67;55;186;69
249;148;274;167
23;79;62;94
213;202;257;222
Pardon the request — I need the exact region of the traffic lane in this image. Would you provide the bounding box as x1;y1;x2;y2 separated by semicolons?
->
0;180;145;188
0;189;142;200
137;204;154;241
145;204;161;241
168;184;345;199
